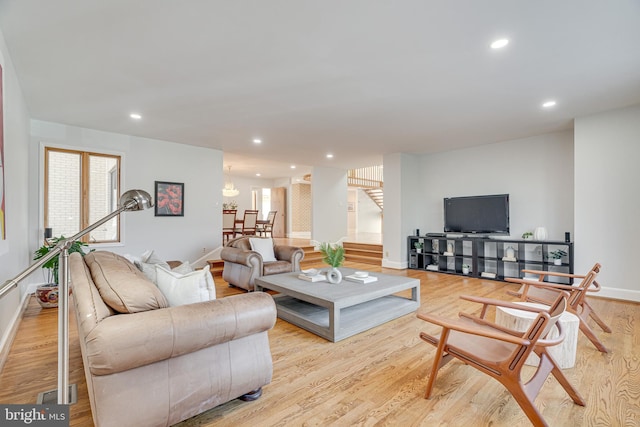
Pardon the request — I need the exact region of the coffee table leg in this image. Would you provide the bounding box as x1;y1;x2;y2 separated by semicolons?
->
329;304;339;342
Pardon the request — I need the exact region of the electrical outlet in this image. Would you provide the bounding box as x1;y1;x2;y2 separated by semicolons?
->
385;251;389;257
202;247;206;254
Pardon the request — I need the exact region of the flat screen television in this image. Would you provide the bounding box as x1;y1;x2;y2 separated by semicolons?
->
444;194;510;235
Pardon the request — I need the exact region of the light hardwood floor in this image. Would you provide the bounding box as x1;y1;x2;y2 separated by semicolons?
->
1;261;638;426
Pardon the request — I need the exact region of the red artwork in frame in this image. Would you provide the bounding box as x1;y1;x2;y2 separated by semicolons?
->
154;181;184;217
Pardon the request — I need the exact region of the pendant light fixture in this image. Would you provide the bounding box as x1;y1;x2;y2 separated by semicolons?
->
222;165;240;197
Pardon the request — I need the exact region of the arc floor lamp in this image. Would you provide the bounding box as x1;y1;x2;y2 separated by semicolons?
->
0;189;153;404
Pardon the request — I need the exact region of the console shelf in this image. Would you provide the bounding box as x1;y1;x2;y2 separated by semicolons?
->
408;234;573;283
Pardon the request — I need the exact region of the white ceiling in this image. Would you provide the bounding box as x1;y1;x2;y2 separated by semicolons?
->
1;1;639;179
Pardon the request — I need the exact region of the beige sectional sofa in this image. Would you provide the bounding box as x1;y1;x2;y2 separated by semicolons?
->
69;251;276;427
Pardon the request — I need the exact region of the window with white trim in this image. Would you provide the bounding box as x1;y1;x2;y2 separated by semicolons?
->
44;147;121;243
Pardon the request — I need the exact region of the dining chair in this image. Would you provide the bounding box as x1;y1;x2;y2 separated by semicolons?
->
257;210;277;237
222;209;237;242
418;291;584;427
505;263;610;353
237;210;259;236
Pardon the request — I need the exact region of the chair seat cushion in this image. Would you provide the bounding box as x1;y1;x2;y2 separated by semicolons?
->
263;261;292;275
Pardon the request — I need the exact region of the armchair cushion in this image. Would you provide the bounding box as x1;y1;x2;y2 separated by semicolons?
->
155;265;216;306
250;237;277;262
85;252;169;314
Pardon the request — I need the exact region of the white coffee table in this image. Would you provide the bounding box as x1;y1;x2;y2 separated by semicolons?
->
495;302;579;369
255;268;420;342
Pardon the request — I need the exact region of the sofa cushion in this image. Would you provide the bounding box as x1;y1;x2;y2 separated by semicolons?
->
249;237;277;262
155;265;216;306
134;249;171;284
85;251;169;313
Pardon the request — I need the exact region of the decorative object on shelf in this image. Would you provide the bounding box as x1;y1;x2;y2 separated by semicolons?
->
550;249;568;265
33;236;92;308
462;264;470;275
522;231;533;240
222;200;238;210
222;165;240;197
502;246;517;262
426;264;439;271
35;283;59;308
443;242;454;256
431;240;439;253
319;242;345;284
414;241;423;253
155;181;184;216
534;227;548;241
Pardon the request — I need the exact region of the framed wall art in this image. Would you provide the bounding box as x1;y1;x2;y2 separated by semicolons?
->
154;181;184;217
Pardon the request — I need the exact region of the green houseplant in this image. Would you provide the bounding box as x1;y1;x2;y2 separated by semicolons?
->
34;236;91;284
414;241;423;253
319;242;345;283
522;231;533;240
549;249;567;265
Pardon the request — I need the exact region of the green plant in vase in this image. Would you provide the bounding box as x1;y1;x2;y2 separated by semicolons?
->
319;242;345;283
549;249;567;265
34;236;91;284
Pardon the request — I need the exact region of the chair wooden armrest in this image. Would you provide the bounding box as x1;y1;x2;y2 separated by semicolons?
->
458;312;522;337
417;312;530;346
520;268;586;279
459;294;548;319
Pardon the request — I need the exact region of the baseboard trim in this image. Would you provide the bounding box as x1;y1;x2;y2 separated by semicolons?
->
0;292;31;373
382;259;407;269
596;286;640;303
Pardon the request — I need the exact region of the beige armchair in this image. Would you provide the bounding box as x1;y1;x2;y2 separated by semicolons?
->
221;236;304;291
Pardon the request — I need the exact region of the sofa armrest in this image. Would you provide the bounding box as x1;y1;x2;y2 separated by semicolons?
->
221;246;263;268
85;292;276;376
274;245;304;269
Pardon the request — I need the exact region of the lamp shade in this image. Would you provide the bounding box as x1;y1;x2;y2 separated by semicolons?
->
119;189;154;211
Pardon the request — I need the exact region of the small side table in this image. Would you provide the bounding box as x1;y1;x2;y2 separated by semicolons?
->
495;302;579;369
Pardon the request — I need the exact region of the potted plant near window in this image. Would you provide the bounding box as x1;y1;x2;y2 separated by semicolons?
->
319;242;345;284
549;249;567;266
33;236;91;308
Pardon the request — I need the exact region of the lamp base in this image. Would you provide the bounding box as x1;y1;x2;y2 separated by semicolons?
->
36;384;78;405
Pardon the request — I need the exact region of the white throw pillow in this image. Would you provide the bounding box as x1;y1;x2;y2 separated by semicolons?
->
249;237;277;262
134;250;170;284
155;265;216;307
171;261;195;274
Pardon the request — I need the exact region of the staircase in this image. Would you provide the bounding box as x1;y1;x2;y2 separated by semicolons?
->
343;242;383;266
364;188;383;210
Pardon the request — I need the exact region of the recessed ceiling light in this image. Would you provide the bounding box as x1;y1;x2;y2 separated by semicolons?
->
253;138;262;144
490;39;509;49
542;100;557;108
129;113;142;120
256;173;261;177
326;153;334;159
290;165;296;169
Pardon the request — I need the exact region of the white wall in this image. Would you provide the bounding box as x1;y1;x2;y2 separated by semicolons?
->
311;166;348;243
0;27;32;360
575;104;640;301
356;189;382;233
421;131;575;240
30;121;224;264
383;153;426;268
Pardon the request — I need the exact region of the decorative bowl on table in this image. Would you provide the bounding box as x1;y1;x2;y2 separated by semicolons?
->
354;271;369;278
301;268;319;277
